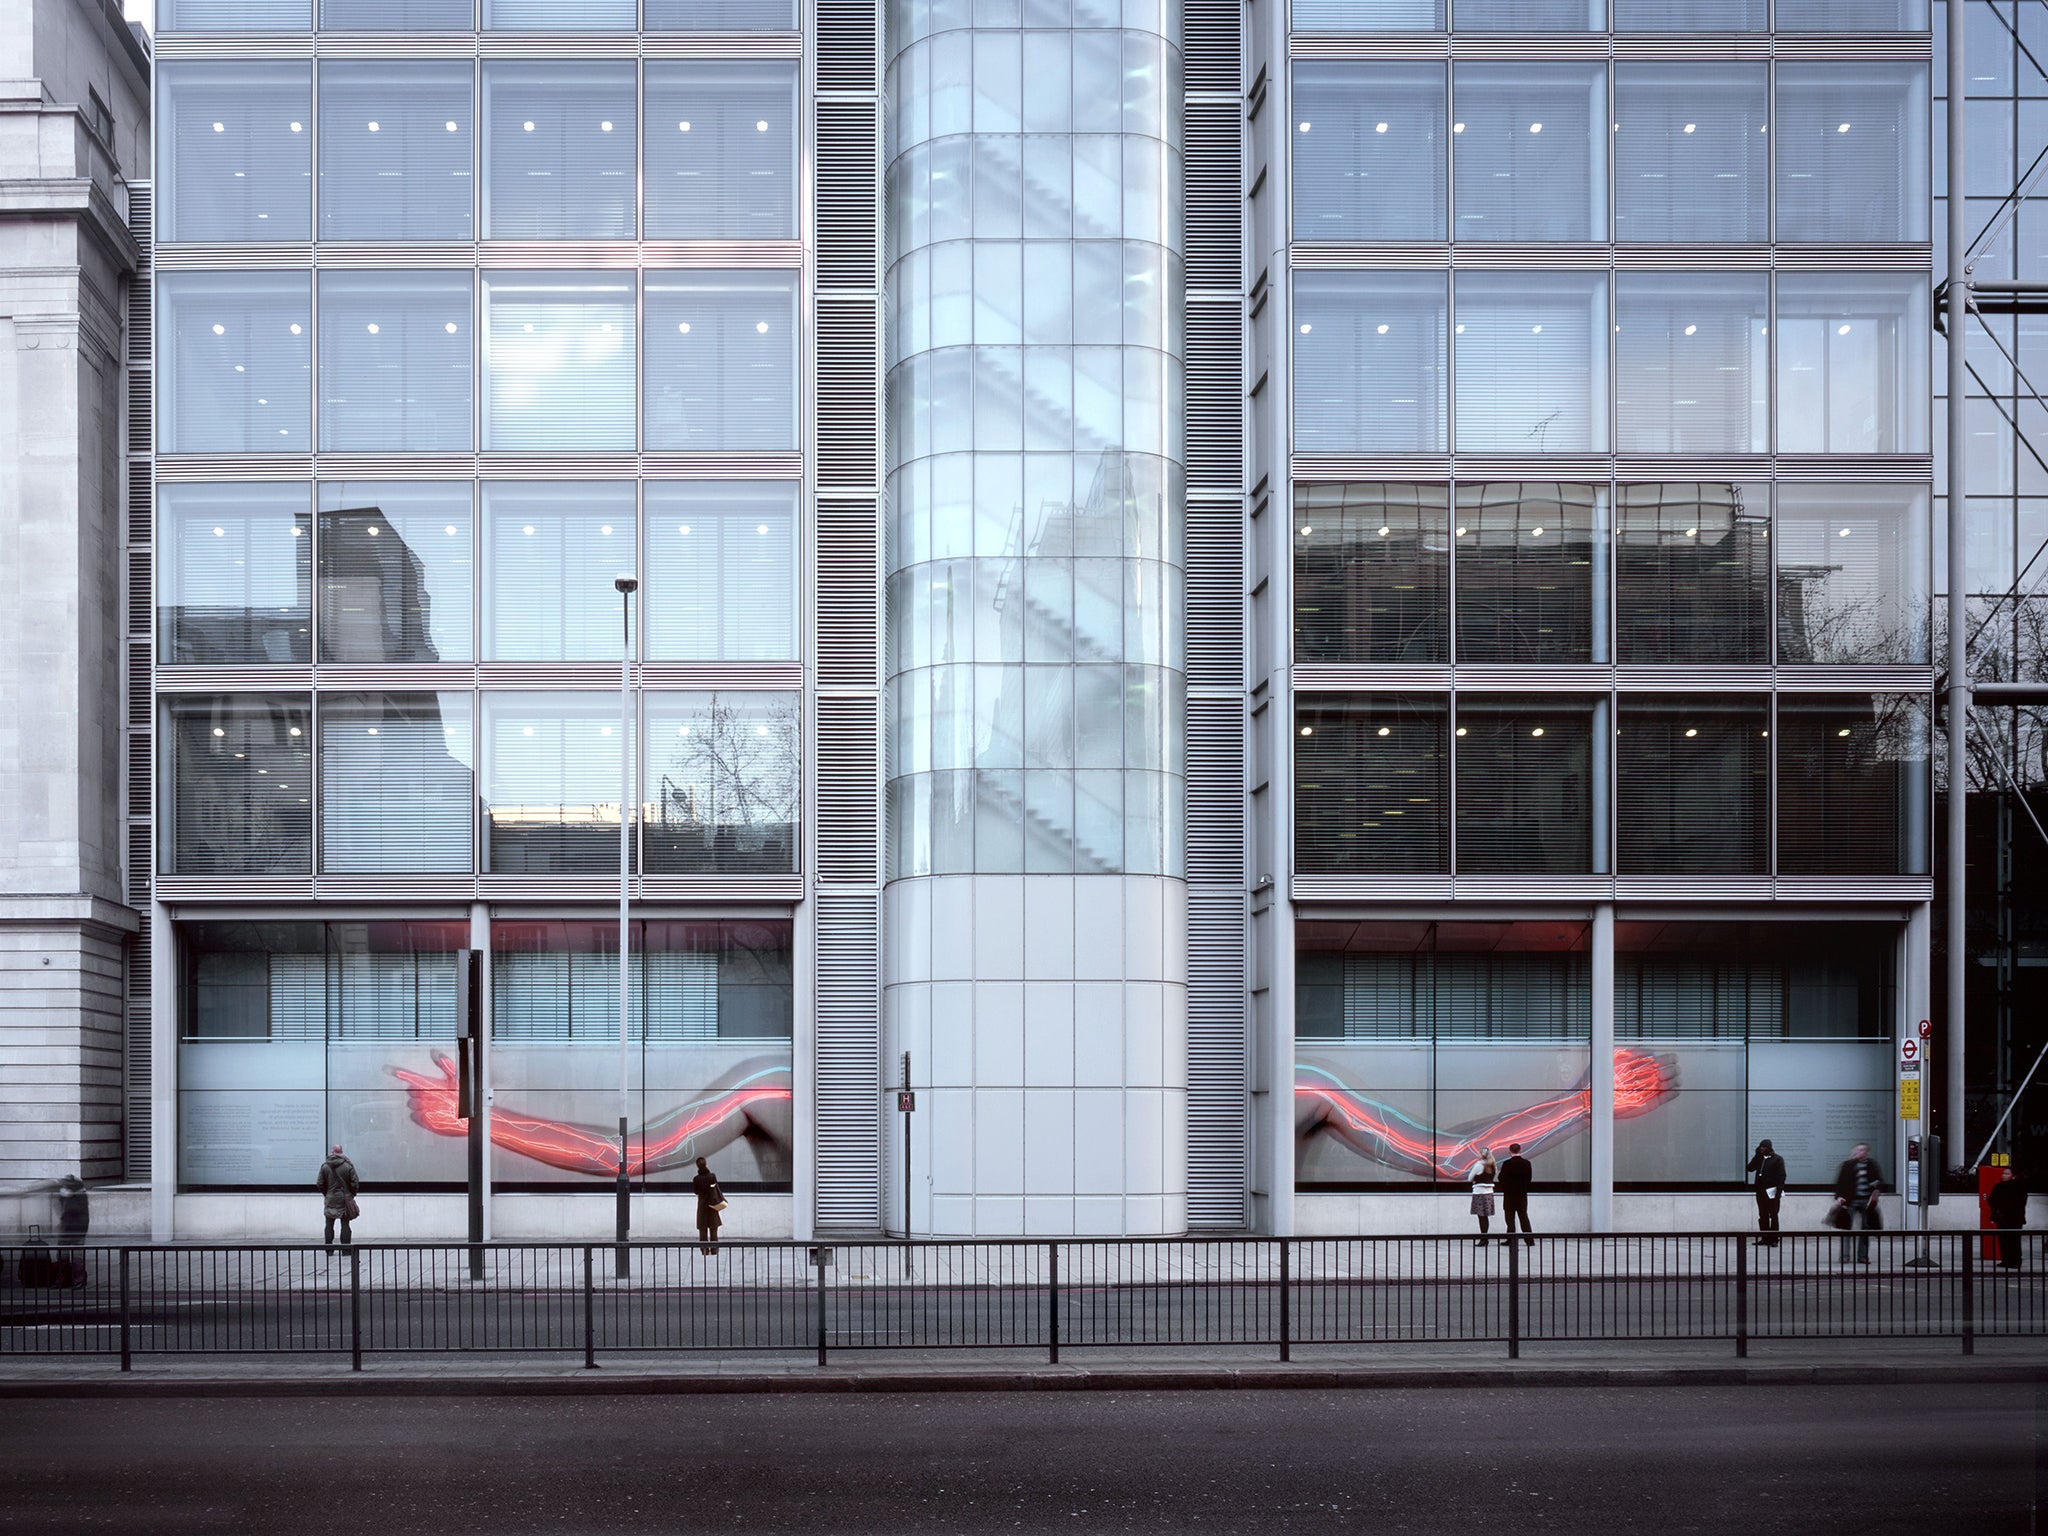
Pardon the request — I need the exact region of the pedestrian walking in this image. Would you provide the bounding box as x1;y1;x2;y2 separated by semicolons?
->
317;1144;359;1252
54;1175;89;1242
1468;1148;1498;1247
1746;1138;1787;1248
1498;1143;1534;1245
1830;1142;1883;1264
1987;1167;2029;1271
692;1155;727;1255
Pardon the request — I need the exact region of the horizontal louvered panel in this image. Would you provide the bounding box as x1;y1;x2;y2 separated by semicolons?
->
314;876;479;902
1772;457;1933;480
1289;36;1453;60
1773;246;1932;270
1774;668;1933;693
1449;877;1617;902
1612;36;1774;58
154;244;314;268
126;645;155;722
1292;665;1454;692
126;732;152;817
816;0;878;92
1186;884;1248;1229
155;37;316;58
640;453;807;477
816;300;880;488
815;495;879;688
1612;878;1774;902
1768;877;1933;902
1181;0;1239;92
1293;244;1451;269
1184;100;1242;290
311;664;476;690
815;693;880;884
156;455;317;479
158;876;316;901
1290;456;1933;483
125;367;152;453
642;34;805;58
642;663;804;688
307;34;481;57
1290;875;1455;902
1291;454;1454;479
815;891;882;1230
1185;303;1243;492
816;99;880;290
1443;664;1613;692
1772;36;1934;61
156;666;313;691
1184;501;1243;687
126;461;152;543
1185;698;1246;883
126;551;151;635
127;825;153;907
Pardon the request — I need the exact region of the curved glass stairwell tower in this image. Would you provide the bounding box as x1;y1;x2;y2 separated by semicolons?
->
883;0;1188;1235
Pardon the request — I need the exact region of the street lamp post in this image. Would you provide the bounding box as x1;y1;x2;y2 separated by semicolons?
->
614;572;638;1281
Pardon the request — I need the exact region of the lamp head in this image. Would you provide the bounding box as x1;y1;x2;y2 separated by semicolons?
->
614;573;640;595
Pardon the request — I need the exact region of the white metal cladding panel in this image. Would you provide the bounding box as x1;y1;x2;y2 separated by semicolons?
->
1185;305;1244;492
1187;884;1248;1228
816;0;879;93
1186;696;1246;885
815;693;880;884
815;892;883;1231
1186;500;1244;688
816;495;880;689
1184;102;1243;292
816;100;880;291
816;300;881;488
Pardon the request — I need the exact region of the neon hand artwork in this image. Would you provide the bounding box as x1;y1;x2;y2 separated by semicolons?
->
394;1056;793;1177
1296;1048;1679;1178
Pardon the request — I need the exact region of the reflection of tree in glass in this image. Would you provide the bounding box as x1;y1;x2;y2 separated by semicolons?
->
649;694;798;873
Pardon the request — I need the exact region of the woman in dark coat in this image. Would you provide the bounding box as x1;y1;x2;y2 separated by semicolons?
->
1988;1168;2029;1270
691;1156;724;1255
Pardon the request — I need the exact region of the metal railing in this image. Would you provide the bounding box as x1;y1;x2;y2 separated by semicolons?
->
0;1231;2035;1370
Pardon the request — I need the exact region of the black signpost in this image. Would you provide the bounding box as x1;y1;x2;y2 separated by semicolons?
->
455;949;485;1280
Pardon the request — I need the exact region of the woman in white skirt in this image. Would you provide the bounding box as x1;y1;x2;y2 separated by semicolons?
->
1469;1147;1499;1246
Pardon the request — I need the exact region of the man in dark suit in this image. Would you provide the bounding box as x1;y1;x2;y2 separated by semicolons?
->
1746;1138;1787;1248
1498;1143;1534;1246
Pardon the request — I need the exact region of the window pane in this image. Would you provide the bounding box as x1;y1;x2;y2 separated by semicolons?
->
1612;0;1765;25
158;272;312;453
1775;483;1931;664
163;696;313;875
1451;64;1605;242
482;63;636;238
318;271;474;451
1614;481;1769;664
1612;64;1767;243
480;693;629;874
1776;695;1928;877
320;0;474;26
1453;697;1596;875
643;483;798;661
645;63;798;240
644;272;799;450
484;0;634;26
646;0;798;23
1774;0;1927;28
1293;482;1450;664
1614;272;1767;453
484;482;637;660
1291;63;1446;242
644;693;800;874
317;482;474;663
1774;273;1929;454
1293;272;1447;452
317;62;473;241
1454;0;1602;27
320;693;474;873
1616;697;1769;875
159;484;312;665
482;272;636;450
160;63;310;242
1295;695;1449;875
1454;272;1607;453
163;0;310;31
1453;482;1602;664
1775;64;1930;242
1290;0;1442;27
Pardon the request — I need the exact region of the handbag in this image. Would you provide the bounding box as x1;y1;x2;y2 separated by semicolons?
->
344;1196;360;1221
1825;1201;1850;1230
712;1199;730;1213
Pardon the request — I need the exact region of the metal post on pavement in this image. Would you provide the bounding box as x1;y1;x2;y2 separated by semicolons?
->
583;1245;596;1370
349;1245;362;1372
1507;1235;1520;1360
119;1248;131;1372
1278;1238;1291;1363
614;572;639;1282
1047;1242;1060;1364
1735;1235;1748;1360
815;1246;828;1367
1943;0;1972;1165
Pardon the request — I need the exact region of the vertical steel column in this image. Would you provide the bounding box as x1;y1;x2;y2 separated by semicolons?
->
1944;0;1972;1155
1590;905;1615;1232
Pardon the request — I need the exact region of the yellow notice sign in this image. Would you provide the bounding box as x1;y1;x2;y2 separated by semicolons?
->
1899;1076;1921;1121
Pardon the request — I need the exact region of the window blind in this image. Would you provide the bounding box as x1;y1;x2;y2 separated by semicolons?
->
1775;64;1929;243
1773;0;1926;29
482;63;636;238
1611;0;1765;26
1451;64;1605;242
1614;481;1770;664
484;0;635;26
1290;63;1447;243
1453;0;1602;28
158;483;312;666
1774;274;1928;455
159;272;313;453
164;696;314;876
1453;482;1601;663
161;63;311;242
643;482;799;661
644;692;801;874
329;950;459;1040
1773;483;1930;664
1452;697;1595;875
483;482;636;660
1453;272;1607;453
1613;272;1767;453
1289;0;1441;28
162;0;310;30
1612;64;1767;243
320;0;475;26
317;483;475;665
1292;482;1451;664
1292;272;1447;453
1776;694;1926;876
320;692;474;874
646;0;799;24
644;272;798;451
318;271;474;452
1615;697;1769;876
318;62;474;241
1294;695;1449;875
482;273;636;450
481;693;629;874
644;63;799;240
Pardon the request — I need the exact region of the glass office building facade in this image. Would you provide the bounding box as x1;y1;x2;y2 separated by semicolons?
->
138;0;1935;1235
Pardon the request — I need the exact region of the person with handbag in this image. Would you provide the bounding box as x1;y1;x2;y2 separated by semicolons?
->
1468;1148;1499;1247
692;1155;728;1256
1830;1142;1884;1264
316;1143;360;1253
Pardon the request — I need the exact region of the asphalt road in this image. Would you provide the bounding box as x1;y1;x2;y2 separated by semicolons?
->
0;1384;2033;1535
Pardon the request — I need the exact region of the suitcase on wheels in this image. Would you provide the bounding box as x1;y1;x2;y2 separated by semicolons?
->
18;1226;59;1287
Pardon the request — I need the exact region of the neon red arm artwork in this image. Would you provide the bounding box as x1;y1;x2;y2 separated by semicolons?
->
1296;1048;1678;1178
393;1056;792;1178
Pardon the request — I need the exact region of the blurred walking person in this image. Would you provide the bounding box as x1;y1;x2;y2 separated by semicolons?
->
1746;1139;1786;1248
1830;1142;1883;1264
1988;1167;2029;1271
317;1144;359;1253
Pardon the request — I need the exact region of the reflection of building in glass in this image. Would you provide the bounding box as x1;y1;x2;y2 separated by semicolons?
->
317;507;441;664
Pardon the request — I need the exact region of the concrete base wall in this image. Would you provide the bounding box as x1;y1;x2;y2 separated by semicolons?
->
1296;1192;2005;1235
166;1193;796;1244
